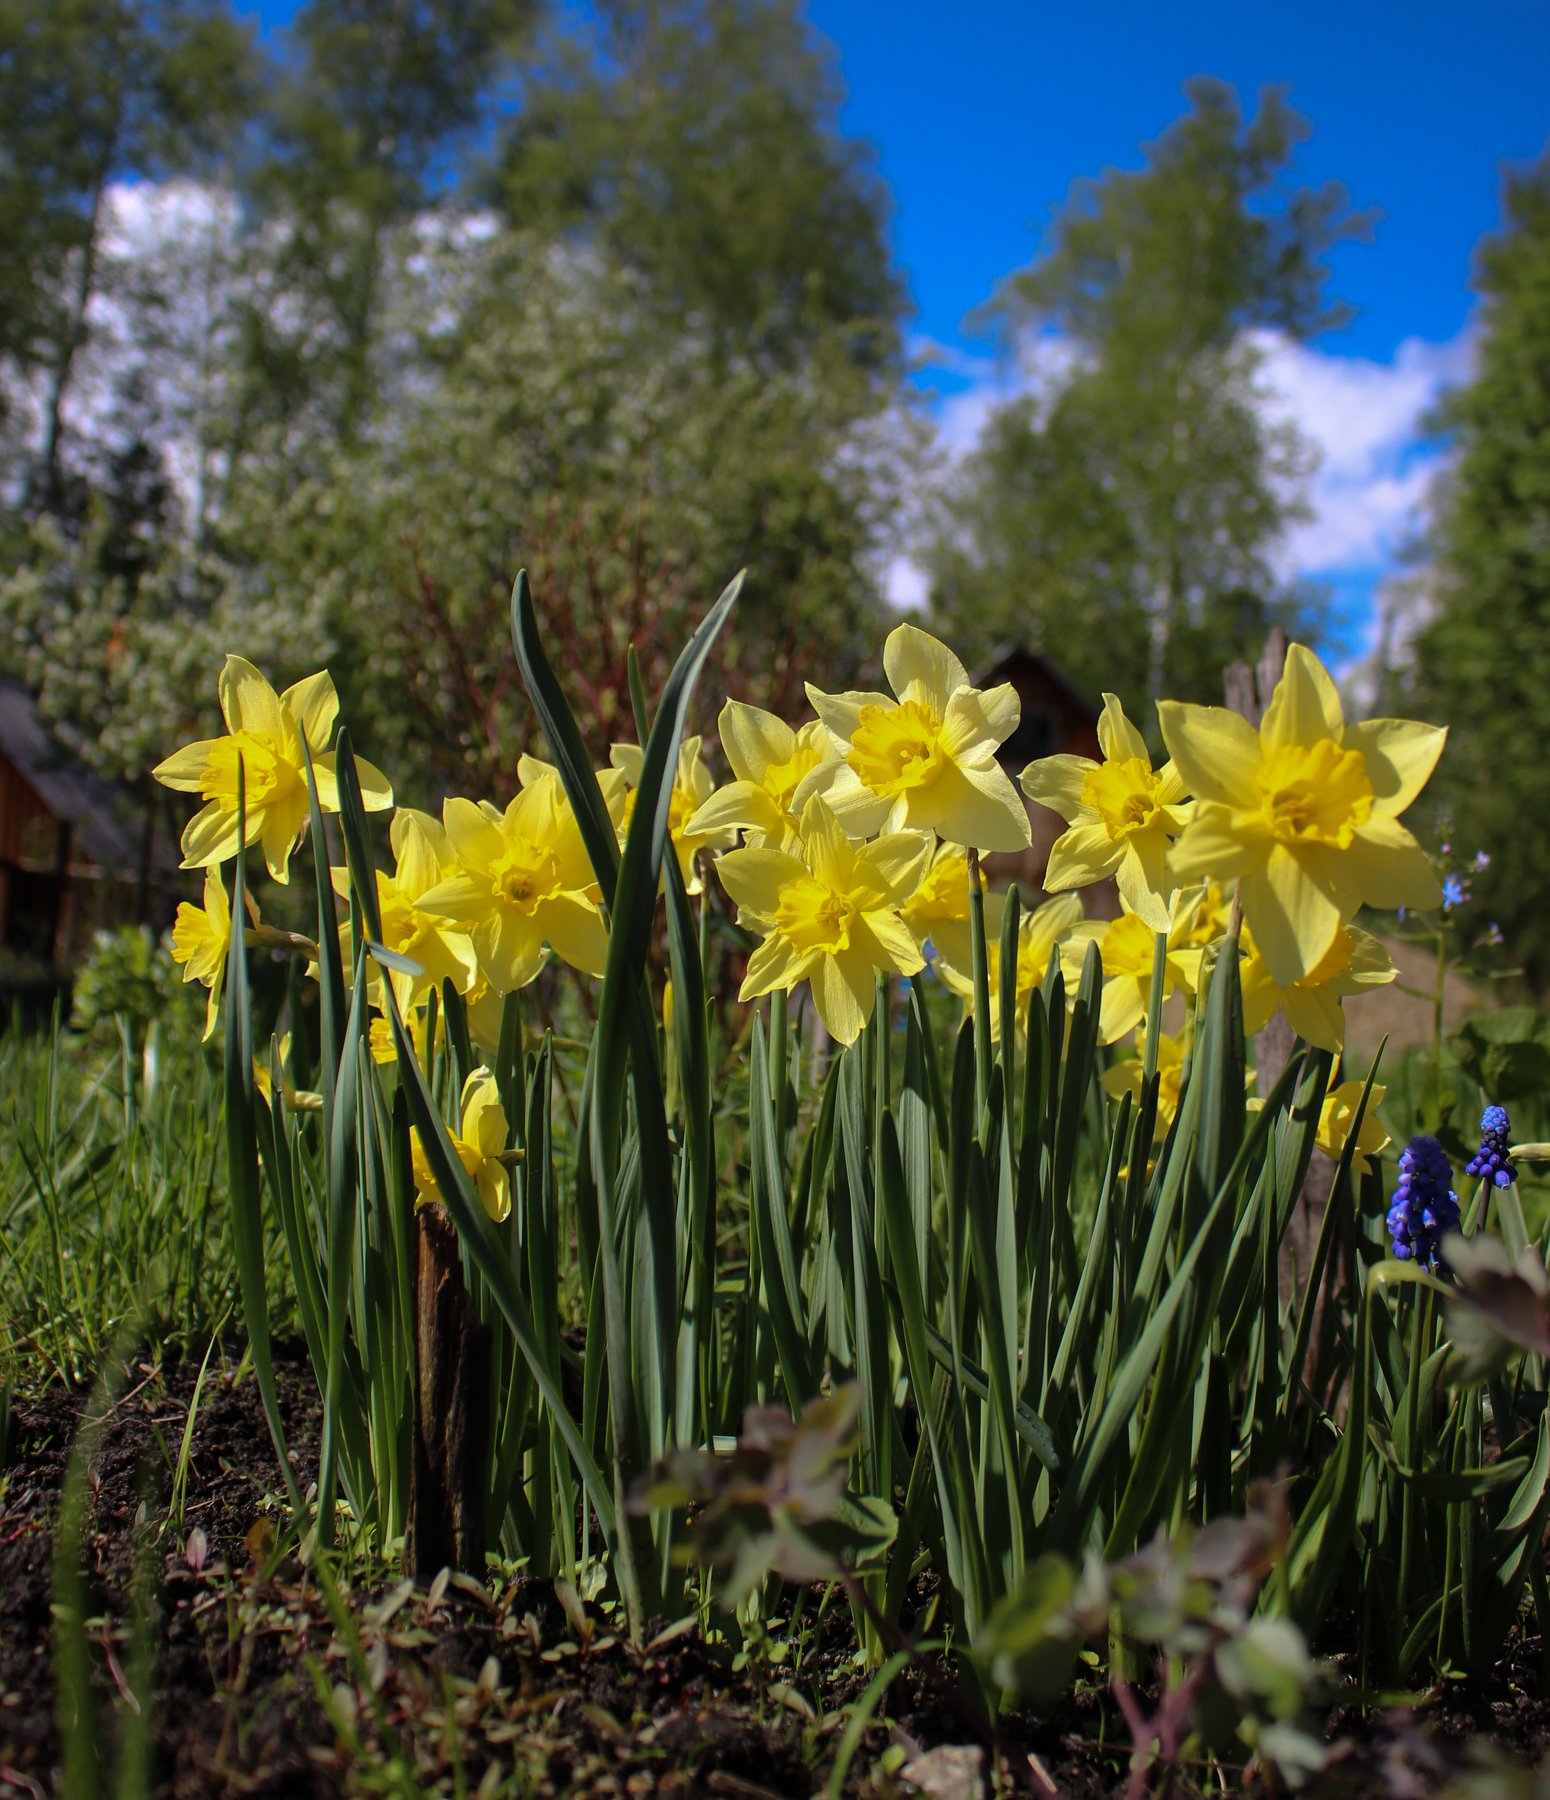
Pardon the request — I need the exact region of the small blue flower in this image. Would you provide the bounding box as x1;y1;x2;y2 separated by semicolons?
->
1442;874;1468;910
1387;1135;1460;1270
1466;1104;1516;1188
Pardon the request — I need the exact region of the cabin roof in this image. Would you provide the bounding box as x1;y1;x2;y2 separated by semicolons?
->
975;645;1099;722
0;679;141;868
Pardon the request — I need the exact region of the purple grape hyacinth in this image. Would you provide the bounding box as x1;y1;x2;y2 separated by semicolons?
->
1387;1135;1460;1270
1465;1104;1515;1188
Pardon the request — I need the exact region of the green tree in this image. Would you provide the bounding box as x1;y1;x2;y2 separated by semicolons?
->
0;0;257;512
925;79;1362;712
492;0;903;376
238;0;538;448
1410;154;1550;990
220;230;912;804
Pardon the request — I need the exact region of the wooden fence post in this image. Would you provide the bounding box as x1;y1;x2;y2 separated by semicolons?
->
408;1201;492;1580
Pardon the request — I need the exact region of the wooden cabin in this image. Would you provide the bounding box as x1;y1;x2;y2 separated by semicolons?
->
976;646;1110;905
0;679;146;971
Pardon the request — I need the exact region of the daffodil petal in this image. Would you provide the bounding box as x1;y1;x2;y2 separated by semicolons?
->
1281;983;1346;1052
1313;818;1444;912
1157;702;1262;809
803;762;894;837
1166;804;1266;883
180;800;249;868
416;873;489;921
1116;834;1174;930
856;909;926;977
1243;845;1345;986
218;656;285;740
1044;819;1121;892
813;951;873;1045
924;758;1031;852
1096;693;1148;763
391;811;447;896
1098;977;1146;1046
479;913;549;992
685;781;785;842
349;753;394;812
1343;718;1447;817
1020;753;1096;815
477;1163;511;1224
536;892;609;978
718;699;795;783
609;743;645;784
717;846;807;919
442;796;506;870
282;670;340;751
803;683;892;746
259;803;303;883
862;830;933;904
883;623;968;715
940;683;1019;759
740;931;813;1000
153;739;220;792
1260;643;1345;753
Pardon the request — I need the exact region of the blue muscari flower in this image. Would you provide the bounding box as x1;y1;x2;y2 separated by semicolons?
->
1386;1135;1460;1270
1466;1103;1515;1188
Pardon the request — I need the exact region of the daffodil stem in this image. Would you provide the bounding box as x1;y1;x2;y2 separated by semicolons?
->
1396;1285;1432;1629
966;848;992;1111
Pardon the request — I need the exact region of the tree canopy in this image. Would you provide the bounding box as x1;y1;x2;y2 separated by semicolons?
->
1410;153;1550;990
925;80;1364;714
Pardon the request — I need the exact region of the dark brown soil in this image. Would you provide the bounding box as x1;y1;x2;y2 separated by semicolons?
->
1;1349;1548;1799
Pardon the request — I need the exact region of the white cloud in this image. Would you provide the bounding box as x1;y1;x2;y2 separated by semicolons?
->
885;322;1472;624
884;551;929;613
1253;328;1471;578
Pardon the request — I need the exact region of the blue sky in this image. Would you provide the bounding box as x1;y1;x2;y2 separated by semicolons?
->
247;0;1550;660
805;0;1550;366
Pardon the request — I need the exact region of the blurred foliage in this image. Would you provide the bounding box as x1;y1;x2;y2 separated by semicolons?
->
68;922;201;1049
0;0;914;825
493;0;902;375
1409;152;1550;993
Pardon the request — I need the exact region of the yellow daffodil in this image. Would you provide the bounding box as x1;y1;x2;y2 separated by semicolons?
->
1175;878;1234;950
718;795;930;1045
464;978;509;1055
153;656;393;883
1102;1028;1187;1140
170;867;260;1040
1315;1079;1390;1175
368;1001;440;1069
418;771;608;994
937;891;1084;1042
610;737;738;893
335;810;479;1014
1059;888;1207;1045
799;624;1032;852
253;1033;322;1112
1021;693;1190;928
410;1067;513;1223
901;842;1000;971
684;701;835;851
1160;644;1445;985
517;754;631;825
1240;922;1397;1052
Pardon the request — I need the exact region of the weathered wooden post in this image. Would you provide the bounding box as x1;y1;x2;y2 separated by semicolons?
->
408;1202;492;1579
